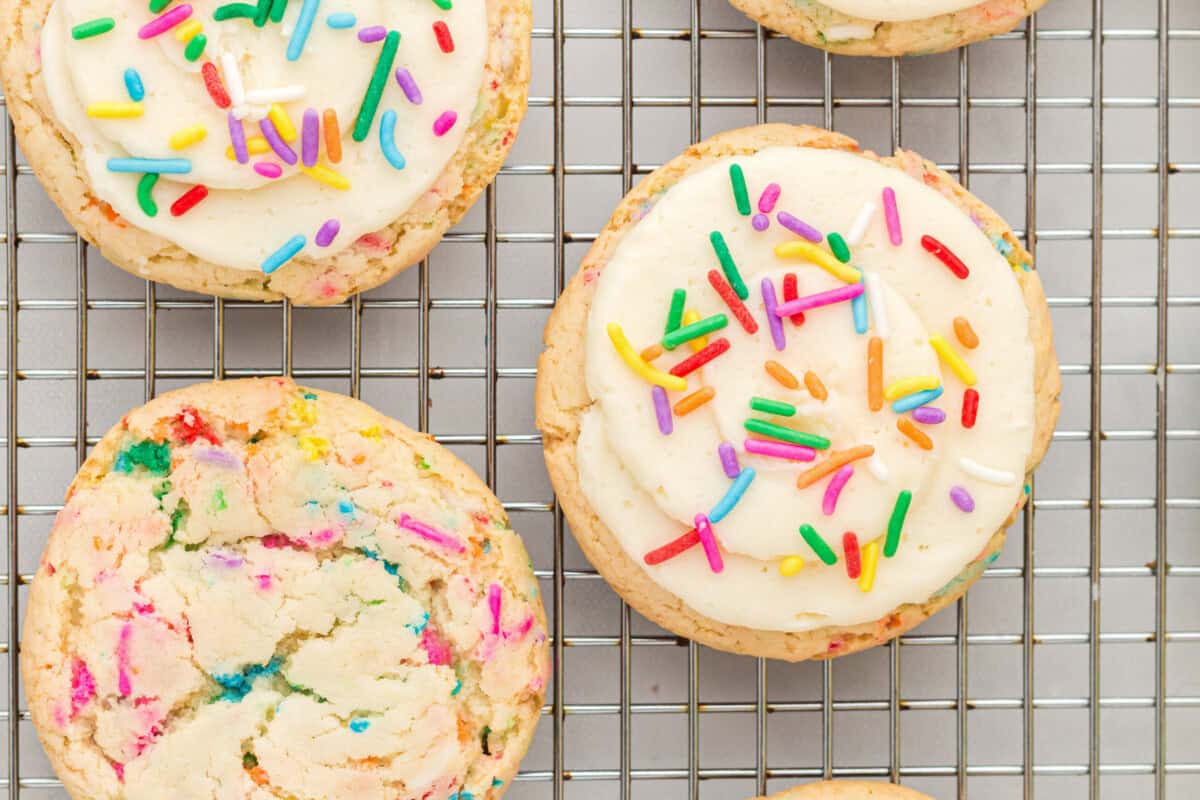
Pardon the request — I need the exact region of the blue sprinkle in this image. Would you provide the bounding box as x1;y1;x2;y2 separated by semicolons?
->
261;235;306;275
123;68;145;101
107;157;191;174
302;392;317;399
379;109;406;170
851;276;868;334
892;386;945;414
451;679;462;696
213;657;282;702
286;0;320;60
992;236;1013;256
492;779;504;787
708;468;756;524
349;718;370;733
482;540;491;553
113;452;132;473
337;500;354;515
360;547;379;560
325;11;356;28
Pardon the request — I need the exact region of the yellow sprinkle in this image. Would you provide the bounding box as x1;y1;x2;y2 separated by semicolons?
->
682;309;707;352
298;435;330;462
359;425;382;439
858;540;880;592
168;124;207;150
269;103;298;142
284;398;317;432
606;322;687;392
929;335;977;386
883;375;939;402
226;137;271;160
174;18;202;42
774;241;862;284
299;164;351;191
86;102;143;119
779;556;804;577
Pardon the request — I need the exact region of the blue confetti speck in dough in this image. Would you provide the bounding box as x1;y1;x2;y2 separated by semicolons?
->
213;657;282;702
492;779;504;787
451;679;462;696
338;499;354;515
406;612;430;635
349;718;370;733
302;392;318;400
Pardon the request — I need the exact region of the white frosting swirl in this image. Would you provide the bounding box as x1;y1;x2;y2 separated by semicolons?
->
818;0;983;22
40;0;486;269
578;147;1034;632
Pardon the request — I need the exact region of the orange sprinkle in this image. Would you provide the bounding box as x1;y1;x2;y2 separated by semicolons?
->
322;108;342;164
248;767;270;787
765;360;799;390
803;370;827;402
897;417;933;450
795;445;875;489
640;343;664;362
867;336;883;412
953;316;979;349
673;386;715;416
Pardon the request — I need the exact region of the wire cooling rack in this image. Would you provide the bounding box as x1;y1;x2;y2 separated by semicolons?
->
1;0;1198;797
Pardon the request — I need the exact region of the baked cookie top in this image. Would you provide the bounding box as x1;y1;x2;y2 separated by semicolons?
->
818;0;981;22
563;136;1048;633
757;781;932;799
22;378;549;800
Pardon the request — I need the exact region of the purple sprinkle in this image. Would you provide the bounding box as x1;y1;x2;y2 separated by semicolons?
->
394;67;423;104
253;161;282;178
912;406;946;425
432;110;457;137
751;213;769;232
195;448;241;469
758;182;781;213
315;218;341;247
718;441;740;478
950;485;975;513
228;112;248;164
357;25;387;42
301;108;319;167
258;117;297;165
206;551;244;569
760;277;786;351
651;386;672;435
776;211;823;242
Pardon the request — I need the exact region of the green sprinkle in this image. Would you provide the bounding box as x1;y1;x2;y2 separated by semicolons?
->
71;17;115;39
118;440;171;475
242;752;258;768
183;32;207;61
749;397;795;417
352;30;400;142
827;232;851;263
269;0;288;22
884;490;912;558
665;289;686;334
728;163;751;215
799;523;838;566
433;0;453;8
662;313;727;350
743;419;830;450
709;231;748;300
253;0;271;26
149;0;172;11
213;2;257;19
212;488;227;512
416;455;431;470
137;173;158;217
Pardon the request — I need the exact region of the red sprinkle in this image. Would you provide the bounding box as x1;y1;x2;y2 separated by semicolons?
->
843;532;862;580
668;337;730;377
782;273;806;327
200;61;231;109
962;388;980;428
173;406;220;444
921;234;970;279
433;21;454;53
170;185;209;217
643;529;701;565
706;270;758;334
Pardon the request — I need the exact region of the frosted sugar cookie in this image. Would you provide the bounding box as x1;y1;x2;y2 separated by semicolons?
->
728;0;1047;56
22;378;548;799
536;124;1059;661
756;782;932;800
0;0;529;303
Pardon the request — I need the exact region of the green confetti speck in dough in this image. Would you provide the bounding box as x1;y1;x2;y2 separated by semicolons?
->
116;440;171;475
212;488;227;512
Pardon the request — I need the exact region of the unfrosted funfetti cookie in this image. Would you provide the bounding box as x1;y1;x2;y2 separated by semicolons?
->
728;0;1048;56
22;378;549;800
756;781;932;800
0;0;530;304
536;124;1059;662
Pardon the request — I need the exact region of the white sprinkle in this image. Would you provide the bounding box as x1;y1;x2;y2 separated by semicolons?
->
863;271;889;340
245;85;307;104
846;201;877;246
959;457;1017;486
867;454;890;482
219;52;246;108
231;105;251;120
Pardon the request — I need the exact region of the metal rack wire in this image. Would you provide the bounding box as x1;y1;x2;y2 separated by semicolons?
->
2;0;1198;798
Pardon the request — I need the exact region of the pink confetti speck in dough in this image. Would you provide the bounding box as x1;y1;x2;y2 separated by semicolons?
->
110;761;125;783
487;583;502;635
421;626;452;666
255;573;273;590
506;614;534;640
115;623;133;698
398;513;466;553
133;602;155;615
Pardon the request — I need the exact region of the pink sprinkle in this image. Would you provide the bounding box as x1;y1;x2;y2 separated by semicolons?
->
115;623;133;698
111;761;125;783
822;465;854;516
70;659;96;717
138;4;192;39
254;161;283;179
693;513;723;573
488;583;502;635
758;182;781;213
506;614;534;640
357;25;387;42
774;282;864;317
261;532;304;550
421;626;452;665
132;602;155;615
744;438;815;462
398;513;466;553
432;110;457;137
882;187;903;245
315;218;341;247
255;574;273;590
